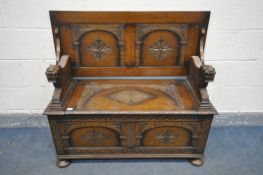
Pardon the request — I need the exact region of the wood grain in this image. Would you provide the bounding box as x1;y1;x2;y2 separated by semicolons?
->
124;25;136;66
72;67;187;76
50;11;210;24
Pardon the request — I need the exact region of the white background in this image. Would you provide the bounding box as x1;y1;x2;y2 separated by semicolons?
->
0;0;263;113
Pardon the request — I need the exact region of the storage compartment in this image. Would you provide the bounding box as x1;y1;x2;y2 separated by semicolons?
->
48;115;212;156
141;126;192;147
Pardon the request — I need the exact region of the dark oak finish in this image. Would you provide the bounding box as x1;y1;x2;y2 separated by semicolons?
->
44;11;216;168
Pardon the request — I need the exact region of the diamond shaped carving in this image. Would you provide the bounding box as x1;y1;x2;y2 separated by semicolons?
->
108;89;155;105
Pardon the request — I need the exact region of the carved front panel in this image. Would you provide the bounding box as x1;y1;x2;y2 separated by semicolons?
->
49;115;212;155
69;127;120;147
59;120;124;154
142;127;192;147
135;121;199;151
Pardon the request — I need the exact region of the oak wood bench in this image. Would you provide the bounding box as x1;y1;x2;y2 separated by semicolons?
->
44;11;217;168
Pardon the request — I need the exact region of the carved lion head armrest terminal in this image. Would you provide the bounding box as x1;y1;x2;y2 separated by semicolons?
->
45;65;62;87
45;65;61;82
201;65;216;83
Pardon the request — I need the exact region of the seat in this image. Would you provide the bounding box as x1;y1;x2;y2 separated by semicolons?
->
66;79;197;112
45;55;216;115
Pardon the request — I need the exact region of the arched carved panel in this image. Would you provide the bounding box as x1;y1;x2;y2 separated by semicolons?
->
69;127;120;147
141;31;180;66
79;31;120;67
142;126;192;147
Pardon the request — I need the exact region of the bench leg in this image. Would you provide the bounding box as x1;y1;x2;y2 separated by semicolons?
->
190;158;204;167
56;159;70;168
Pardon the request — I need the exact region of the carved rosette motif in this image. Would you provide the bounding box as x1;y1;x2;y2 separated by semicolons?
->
108;89;155;105
87;39;112;60
149;39;172;60
82;130;106;144
156;129;179;144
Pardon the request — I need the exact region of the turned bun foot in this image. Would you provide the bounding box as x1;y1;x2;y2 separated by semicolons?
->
56;159;70;168
190;158;204;167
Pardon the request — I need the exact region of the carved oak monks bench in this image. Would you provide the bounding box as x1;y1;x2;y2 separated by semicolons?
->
44;11;217;168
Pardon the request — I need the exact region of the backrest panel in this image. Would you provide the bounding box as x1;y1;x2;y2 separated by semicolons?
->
50;11;210;76
137;24;188;66
141;30;180;66
79;31;120;67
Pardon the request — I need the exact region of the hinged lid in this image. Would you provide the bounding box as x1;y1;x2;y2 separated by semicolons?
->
50;11;210;70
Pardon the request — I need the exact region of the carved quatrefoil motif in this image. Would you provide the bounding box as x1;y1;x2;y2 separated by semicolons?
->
83;130;106;144
156;129;179;144
149;38;172;60
87;39;112;60
108;89;155;105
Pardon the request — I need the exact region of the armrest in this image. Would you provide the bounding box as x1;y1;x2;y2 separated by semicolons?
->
45;64;61;87
188;56;216;110
188;56;216;87
46;55;72;88
45;55;73;110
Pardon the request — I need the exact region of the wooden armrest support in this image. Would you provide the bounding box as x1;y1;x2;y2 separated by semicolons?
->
188;56;216;88
45;55;73;110
201;64;216;83
188;56;216;110
46;65;62;87
46;55;72;88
